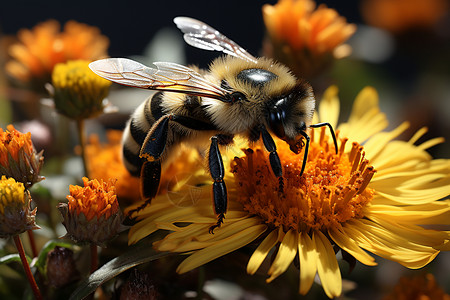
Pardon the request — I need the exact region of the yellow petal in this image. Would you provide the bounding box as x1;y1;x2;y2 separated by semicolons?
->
318;85;340;129
343;219;441;269
247;229;279;275
348;86;379;124
176;224;267;274
371;175;450;205
328;226;377;266
167;218;265;252
373;159;450;182
314;231;342;298
367;201;450;225
267;229;298;283
298;231;318;295
363;121;410;163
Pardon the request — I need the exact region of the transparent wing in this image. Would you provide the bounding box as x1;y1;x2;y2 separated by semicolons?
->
89;58;231;101
174;17;258;63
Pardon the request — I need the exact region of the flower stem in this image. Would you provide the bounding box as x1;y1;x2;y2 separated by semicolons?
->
13;235;42;300
90;244;98;274
27;230;38;258
76;119;89;177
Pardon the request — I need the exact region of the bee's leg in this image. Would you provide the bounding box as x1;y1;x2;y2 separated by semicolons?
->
140;115;172;161
299;131;310;177
126;160;162;221
208;136;227;234
260;126;284;193
125;115;171;221
309;122;338;154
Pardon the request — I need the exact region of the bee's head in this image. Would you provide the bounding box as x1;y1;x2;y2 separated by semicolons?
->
265;81;315;141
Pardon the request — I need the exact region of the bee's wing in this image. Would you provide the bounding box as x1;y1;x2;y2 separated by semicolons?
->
174;17;258;64
89;58;232;102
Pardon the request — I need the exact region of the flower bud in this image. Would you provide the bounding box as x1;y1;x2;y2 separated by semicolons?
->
58;177;123;246
0;176;39;238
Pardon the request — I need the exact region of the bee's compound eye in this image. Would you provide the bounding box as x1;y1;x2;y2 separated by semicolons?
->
230;91;246;103
268;109;286;138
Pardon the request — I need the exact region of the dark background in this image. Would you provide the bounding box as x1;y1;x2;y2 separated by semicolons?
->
0;0;361;67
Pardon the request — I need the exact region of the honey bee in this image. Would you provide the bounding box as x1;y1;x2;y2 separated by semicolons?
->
89;17;337;232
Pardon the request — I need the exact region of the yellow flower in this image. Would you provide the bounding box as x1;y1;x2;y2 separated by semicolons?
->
0;124;44;188
51;60;111;119
128;86;450;298
361;0;449;34
6;20;109;92
58;177;123;246
262;0;356;78
0;176;38;238
383;273;450;300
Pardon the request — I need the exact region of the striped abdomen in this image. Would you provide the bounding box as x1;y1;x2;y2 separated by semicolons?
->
121;92;167;176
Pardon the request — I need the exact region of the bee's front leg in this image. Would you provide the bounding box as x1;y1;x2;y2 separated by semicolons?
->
260;126;284;193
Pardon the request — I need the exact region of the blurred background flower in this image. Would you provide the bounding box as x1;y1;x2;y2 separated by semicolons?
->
382;273;450;300
5;20;109;94
49;59;112;120
262;0;356;80
361;0;449;34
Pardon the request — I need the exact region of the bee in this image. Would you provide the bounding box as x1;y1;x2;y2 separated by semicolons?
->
89;17;338;233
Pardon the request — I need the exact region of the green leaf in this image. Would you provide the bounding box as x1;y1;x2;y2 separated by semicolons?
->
69;241;170;300
0;253;31;265
35;240;74;274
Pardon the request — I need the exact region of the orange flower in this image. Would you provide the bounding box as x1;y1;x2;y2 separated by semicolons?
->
0;124;44;188
86;131;141;203
361;0;449;34
383;273;450;300
59;177;123;246
87;130;205;206
6;20;109;91
263;0;355;53
262;0;356;78
67;177;119;221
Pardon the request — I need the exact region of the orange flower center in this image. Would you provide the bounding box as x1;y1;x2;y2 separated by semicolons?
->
231;129;375;232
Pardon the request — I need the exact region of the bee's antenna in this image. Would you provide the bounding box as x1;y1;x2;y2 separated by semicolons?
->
309;122;338;154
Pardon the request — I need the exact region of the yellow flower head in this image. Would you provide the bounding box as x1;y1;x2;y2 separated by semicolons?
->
128;86;450;298
0;176;38;238
59;177;123;246
0;125;44;188
262;0;356;78
51;60;111;119
6;20;109;92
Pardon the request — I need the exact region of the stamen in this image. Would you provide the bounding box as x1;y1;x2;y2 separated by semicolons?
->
232;136;375;232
